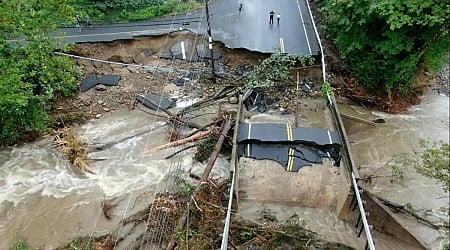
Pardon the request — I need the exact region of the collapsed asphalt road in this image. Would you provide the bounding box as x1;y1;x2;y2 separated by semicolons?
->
55;0;319;55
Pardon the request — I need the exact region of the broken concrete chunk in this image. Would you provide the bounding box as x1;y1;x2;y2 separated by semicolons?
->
174;77;190;86
235;65;245;76
136;93;175;111
80;74;98;92
134;48;155;64
95;84;107;91
170;40;191;60
302;80;314;93
98;75;121;86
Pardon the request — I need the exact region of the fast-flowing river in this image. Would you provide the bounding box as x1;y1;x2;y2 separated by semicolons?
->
341;90;449;249
0;91;448;249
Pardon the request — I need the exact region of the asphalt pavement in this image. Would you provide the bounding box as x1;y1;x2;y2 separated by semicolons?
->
50;0;318;55
209;0;319;55
53;12;207;43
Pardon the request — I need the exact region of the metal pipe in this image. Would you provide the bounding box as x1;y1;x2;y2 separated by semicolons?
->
220;170;236;249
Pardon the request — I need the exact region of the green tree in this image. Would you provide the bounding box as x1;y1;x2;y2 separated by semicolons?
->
68;0;200;24
321;0;449;95
0;0;78;144
396;140;450;192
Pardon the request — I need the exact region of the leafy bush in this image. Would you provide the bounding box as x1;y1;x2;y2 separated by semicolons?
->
321;0;449;95
0;0;79;145
10;237;31;250
245;50;314;90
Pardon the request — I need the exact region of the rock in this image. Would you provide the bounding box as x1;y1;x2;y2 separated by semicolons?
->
95;114;102;118
98;100;104;105
279;107;285;112
107;55;124;63
103;107;110;112
229;96;238;104
95;84;107;91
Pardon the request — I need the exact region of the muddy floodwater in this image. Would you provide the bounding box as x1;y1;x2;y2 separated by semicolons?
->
0;91;448;249
341;91;449;249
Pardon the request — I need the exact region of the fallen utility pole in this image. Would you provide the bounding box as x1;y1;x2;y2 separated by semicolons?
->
166;117;233;250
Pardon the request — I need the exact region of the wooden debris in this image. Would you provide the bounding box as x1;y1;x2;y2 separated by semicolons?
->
147;129;212;153
101;200;118;220
166;117;233;250
54;127;94;174
340;112;376;126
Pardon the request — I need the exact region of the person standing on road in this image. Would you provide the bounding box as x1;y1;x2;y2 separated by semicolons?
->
75;15;82;32
269;10;275;24
86;16;92;29
239;3;243;14
277;13;280;25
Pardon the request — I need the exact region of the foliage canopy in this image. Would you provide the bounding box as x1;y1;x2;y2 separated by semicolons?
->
0;0;79;144
68;0;201;24
321;0;449;95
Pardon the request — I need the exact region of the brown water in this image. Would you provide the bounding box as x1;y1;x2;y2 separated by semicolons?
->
0;109;230;249
341;91;449;249
0;93;448;249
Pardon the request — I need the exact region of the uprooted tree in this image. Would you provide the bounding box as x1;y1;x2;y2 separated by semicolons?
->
244;50;314;90
320;0;449;96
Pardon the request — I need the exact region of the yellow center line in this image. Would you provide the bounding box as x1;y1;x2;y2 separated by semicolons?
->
286;124;295;171
288;148;295;172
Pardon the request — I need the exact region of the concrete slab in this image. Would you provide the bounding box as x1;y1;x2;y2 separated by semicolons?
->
238;158;340;208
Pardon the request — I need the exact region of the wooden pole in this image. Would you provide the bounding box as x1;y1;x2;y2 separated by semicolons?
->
166;117;233;250
200;117;233;181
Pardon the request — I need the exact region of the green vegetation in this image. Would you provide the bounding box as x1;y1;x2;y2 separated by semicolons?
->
245;50;314;90
396;140;449;192
68;0;202;25
321;0;449;96
195;134;219;162
0;0;79;145
321;81;333;99
10;237;31;250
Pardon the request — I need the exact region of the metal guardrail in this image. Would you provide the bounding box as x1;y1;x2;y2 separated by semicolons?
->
220;96;242;249
304;0;375;249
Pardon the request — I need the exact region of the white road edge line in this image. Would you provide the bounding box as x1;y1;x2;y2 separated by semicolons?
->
327;130;333;144
279;37;285;53
296;0;312;55
181;41;187;60
247;123;252;157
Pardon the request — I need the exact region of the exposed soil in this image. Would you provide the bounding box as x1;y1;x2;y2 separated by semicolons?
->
51;30;448;129
47;28;449;250
51;31;325;128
